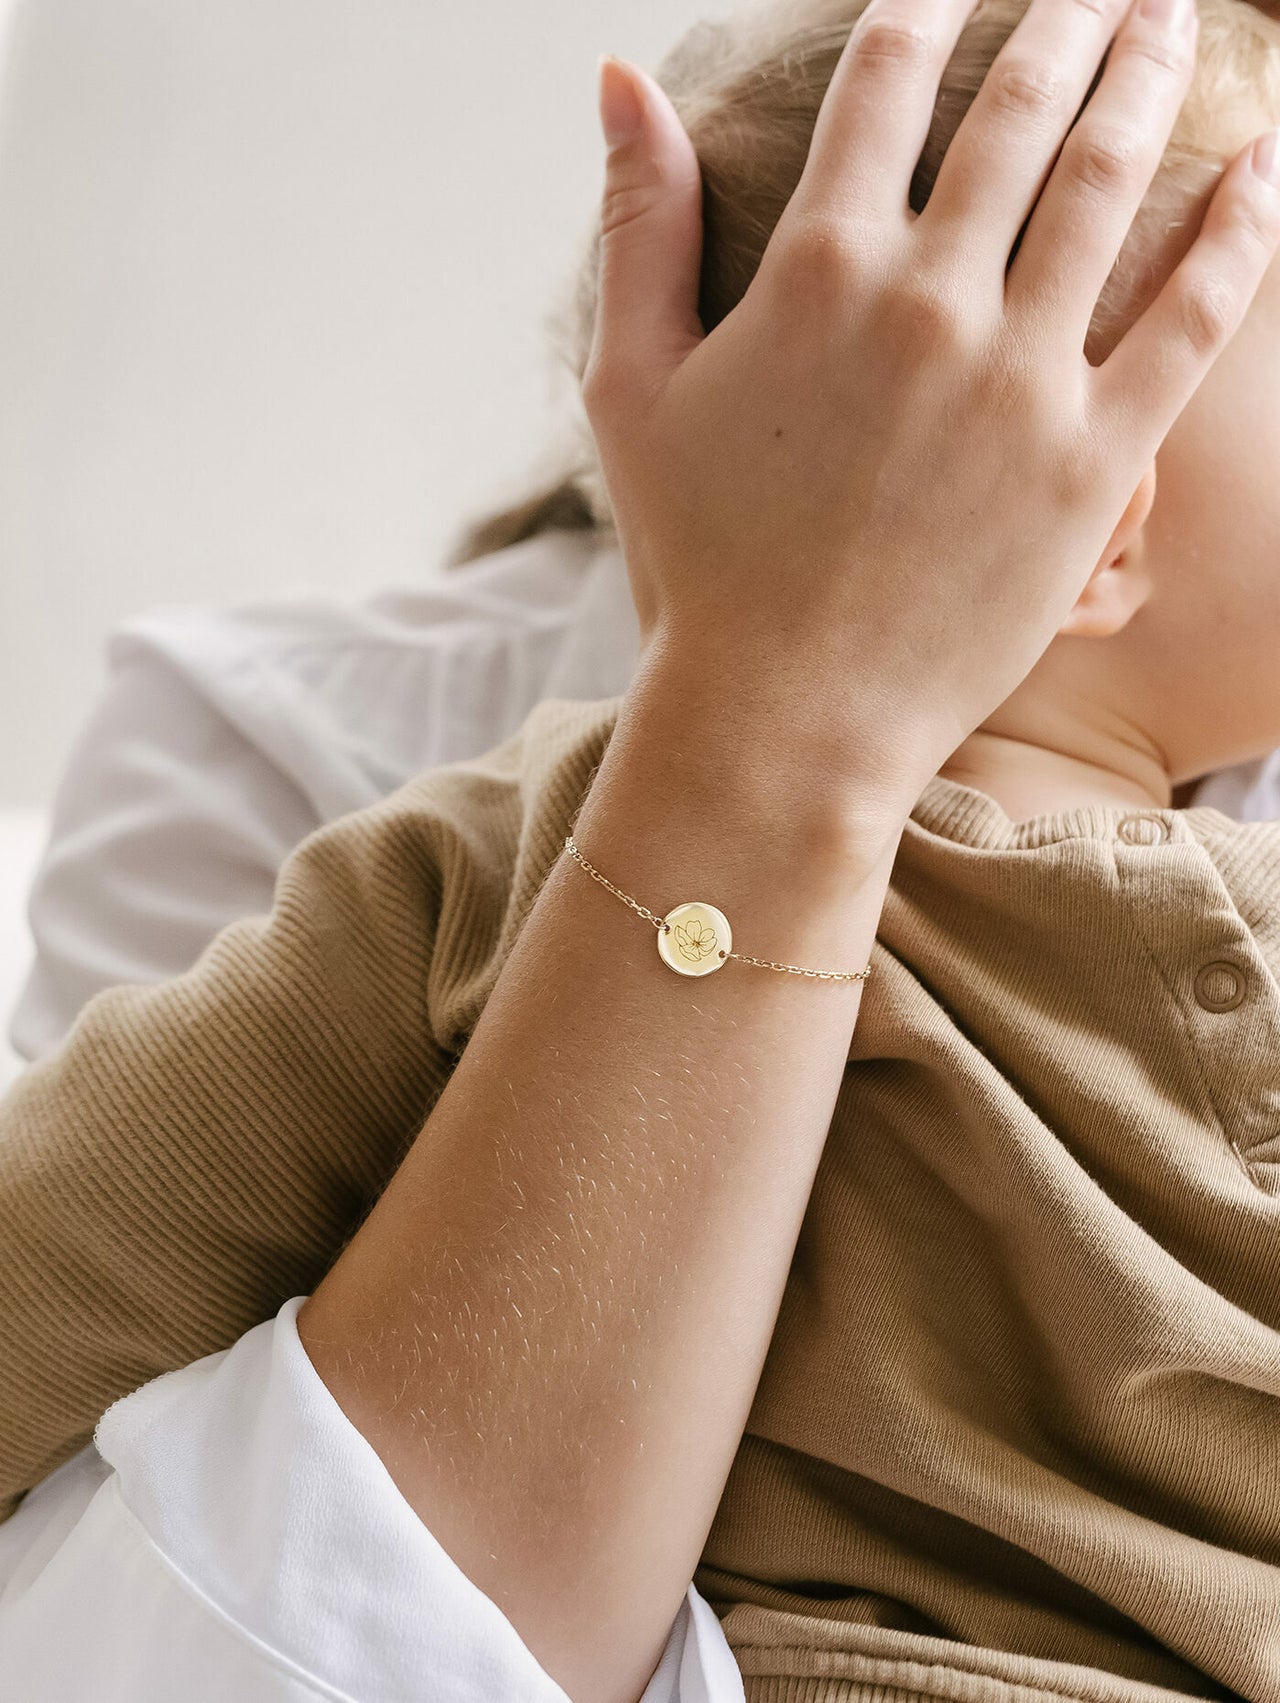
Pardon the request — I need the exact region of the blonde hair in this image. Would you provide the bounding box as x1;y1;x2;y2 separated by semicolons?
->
441;0;1280;569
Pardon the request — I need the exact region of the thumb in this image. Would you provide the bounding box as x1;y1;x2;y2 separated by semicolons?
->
590;55;707;389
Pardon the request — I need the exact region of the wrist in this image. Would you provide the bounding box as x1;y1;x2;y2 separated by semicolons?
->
616;641;925;866
579;652;917;911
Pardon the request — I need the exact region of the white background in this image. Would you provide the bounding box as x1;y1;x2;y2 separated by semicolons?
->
0;0;705;1069
0;0;704;809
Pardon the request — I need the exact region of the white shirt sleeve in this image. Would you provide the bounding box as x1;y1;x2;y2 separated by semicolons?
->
1181;747;1280;823
0;1298;745;1703
9;533;642;1067
9;647;321;1065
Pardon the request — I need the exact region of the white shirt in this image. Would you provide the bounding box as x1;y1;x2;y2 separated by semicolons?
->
4;523;1278;1699
11;527;646;1063
0;1300;742;1702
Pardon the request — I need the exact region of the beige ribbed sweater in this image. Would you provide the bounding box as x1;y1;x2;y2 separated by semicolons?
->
2;694;1278;1703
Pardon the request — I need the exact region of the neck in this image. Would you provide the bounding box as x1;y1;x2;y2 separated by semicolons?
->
935;703;1175;826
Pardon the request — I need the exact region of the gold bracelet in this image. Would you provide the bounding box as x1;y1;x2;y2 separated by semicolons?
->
562;835;872;985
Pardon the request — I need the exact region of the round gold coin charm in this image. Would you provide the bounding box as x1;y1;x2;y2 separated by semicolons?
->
657;901;732;978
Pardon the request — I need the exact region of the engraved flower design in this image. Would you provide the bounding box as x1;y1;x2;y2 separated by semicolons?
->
673;916;718;963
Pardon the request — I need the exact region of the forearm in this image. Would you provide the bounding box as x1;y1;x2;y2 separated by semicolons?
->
297;652;918;1703
0;769;460;1516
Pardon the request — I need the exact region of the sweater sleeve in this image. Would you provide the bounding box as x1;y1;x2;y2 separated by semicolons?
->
9;645;322;1066
0;765;510;1524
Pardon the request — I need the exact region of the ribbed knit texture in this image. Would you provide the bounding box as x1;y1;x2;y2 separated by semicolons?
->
2;694;1278;1701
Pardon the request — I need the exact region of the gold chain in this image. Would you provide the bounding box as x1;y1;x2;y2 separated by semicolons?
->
563;835;872;985
563;836;671;931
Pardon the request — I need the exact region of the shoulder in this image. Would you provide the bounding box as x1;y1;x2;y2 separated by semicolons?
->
12;530;636;1061
107;527;636;818
368;691;627;871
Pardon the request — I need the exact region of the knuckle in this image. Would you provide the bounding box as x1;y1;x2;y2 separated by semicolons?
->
1176;274;1237;357
1068;126;1142;197
986;57;1064;123
972;345;1033;409
885;272;966;345
778;218;865;293
851;15;937;74
1052;438;1099;508
599;180;658;241
1116;16;1198;75
1119;30;1193;77
581;353;631;413
1224;188;1280;259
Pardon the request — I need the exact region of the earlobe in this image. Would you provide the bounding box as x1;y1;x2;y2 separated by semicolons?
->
1058;461;1158;638
1057;557;1152;638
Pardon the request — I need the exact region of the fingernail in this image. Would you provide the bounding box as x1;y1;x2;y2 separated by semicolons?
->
598;54;645;148
1253;128;1280;185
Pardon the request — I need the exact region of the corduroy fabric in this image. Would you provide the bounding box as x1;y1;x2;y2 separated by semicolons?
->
715;1602;1228;1702
1;693;1277;1701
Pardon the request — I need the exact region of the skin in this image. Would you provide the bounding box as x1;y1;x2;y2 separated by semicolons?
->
296;1;1280;1697
619;228;1280;824
938;174;1280;820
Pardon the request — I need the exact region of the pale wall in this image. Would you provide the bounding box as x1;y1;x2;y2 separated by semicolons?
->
0;0;707;805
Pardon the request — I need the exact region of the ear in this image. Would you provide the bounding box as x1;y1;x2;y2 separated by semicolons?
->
1056;462;1158;640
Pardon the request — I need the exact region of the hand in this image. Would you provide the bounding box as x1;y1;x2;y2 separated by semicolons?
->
586;0;1280;800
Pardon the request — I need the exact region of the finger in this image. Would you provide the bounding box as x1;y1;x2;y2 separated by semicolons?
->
921;0;1137;260
586;56;707;395
1094;130;1280;443
1007;0;1198;343
783;0;982;232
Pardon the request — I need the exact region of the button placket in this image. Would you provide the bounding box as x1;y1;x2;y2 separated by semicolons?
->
1112;816;1280;1176
1112;820;1253;1010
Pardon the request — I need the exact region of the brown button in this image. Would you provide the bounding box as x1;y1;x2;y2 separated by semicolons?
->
1194;960;1247;1013
1118;814;1170;846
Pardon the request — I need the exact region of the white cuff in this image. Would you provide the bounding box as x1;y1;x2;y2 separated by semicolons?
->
1;1296;744;1703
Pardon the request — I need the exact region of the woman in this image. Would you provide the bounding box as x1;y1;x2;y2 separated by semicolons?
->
14;0;1280;1076
2;0;1280;1698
